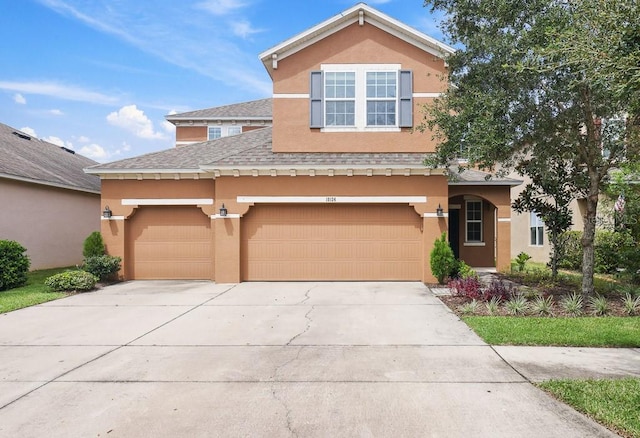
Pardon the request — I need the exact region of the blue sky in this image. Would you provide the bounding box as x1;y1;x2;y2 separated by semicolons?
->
0;0;445;162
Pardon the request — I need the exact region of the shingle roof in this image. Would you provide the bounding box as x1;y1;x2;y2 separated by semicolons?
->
0;122;101;193
87;126;519;185
166;98;272;121
87;127;431;171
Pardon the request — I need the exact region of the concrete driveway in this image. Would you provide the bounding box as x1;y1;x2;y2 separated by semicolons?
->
0;281;618;437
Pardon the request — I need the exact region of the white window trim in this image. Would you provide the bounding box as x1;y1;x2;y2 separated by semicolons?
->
530;211;544;247
321;63;401;133
465;199;483;243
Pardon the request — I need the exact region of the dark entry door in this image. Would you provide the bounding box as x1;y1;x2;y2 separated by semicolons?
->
448;209;460;259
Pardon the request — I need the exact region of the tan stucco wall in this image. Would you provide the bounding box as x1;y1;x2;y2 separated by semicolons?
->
270;21;447;153
101;175;449;283
0;178;100;269
176;126;207;142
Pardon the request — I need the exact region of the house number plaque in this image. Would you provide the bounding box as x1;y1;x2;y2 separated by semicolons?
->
326;196;337;202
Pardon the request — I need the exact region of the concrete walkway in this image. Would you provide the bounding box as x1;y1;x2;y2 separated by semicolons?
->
0;281;632;437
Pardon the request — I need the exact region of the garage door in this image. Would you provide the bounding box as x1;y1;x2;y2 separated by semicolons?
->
242;204;422;281
127;206;213;279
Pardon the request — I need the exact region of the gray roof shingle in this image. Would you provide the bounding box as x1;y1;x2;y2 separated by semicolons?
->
0;122;101;193
166;98;272;120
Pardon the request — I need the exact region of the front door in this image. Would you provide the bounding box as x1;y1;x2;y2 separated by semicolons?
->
448;209;460;259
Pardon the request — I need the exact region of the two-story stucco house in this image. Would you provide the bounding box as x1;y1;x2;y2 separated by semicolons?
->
86;3;518;283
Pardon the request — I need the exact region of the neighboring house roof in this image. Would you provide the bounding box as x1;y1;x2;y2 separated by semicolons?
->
259;2;456;73
166;98;272;122
86;127;518;185
0;122;101;193
449;168;522;186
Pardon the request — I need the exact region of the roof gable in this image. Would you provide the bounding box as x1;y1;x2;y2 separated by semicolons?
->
259;3;455;72
0;122;100;193
166;98;272;122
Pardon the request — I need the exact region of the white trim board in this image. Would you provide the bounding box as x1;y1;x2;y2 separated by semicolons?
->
122;198;214;206
237;196;427;204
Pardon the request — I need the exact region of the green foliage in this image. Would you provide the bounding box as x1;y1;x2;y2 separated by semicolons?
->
514;252;531;272
622;293;640;316
539;378;640;438
83;231;106;258
561;292;584;317
485;296;501;315
457;260;478;279
459;299;480;315
557;231;583;270
531;295;554;316
422;0;640;298
0;240;31;291
589;295;610;316
505;294;528;316
430;232;456;284
44;270;97;292
82;255;121;281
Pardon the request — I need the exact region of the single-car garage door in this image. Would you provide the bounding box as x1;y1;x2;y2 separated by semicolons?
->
242;204;422;281
127;206;213;279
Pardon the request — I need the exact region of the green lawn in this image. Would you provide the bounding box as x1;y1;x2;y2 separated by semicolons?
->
463;316;640;347
539;378;640;438
0;267;72;313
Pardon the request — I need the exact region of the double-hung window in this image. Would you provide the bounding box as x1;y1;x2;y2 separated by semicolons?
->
466;200;483;243
530;212;544;246
208;127;221;140
310;65;412;130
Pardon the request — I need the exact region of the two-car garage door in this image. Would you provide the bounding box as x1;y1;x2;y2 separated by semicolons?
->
241;204;423;281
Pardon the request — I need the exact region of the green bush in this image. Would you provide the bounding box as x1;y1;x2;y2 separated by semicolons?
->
82;255;121;281
457;260;478;279
594;230;635;274
83;231;105;258
557;231;583;270
430;232;456;284
0;240;31;291
45;270;97;292
514;252;532;272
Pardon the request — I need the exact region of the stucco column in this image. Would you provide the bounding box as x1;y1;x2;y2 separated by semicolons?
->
214;216;241;283
101;218;127;279
496;207;511;272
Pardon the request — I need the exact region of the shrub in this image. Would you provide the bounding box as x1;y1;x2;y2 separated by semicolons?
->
514;252;531;272
622;293;640;316
589;295;610;316
482;279;517;301
45;270;97;292
531;295;554;316
448;276;483;300
594;230;635;274
459;299;480;315
505;293;528;315
0;240;31;291
82;255;122;281
557;231;583;270
457;261;478;279
83;231;106;258
485;296;501;315
561;292;584;317
430;232;456;284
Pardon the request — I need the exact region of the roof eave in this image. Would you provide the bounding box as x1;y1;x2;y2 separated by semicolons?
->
448;180;523;187
0;172;100;194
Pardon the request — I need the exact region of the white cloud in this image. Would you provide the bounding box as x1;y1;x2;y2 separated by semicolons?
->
162;119;176;134
49;109;64;116
0;80;118;105
20;127;37;137
230;19;263;39
43;135;74;149
14;93;26;104
106;104;166;139
195;0;248;16
79;143;108;160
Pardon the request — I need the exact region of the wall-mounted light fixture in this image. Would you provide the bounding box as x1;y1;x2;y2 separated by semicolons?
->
102;205;112;219
436;203;444;217
219;203;228;217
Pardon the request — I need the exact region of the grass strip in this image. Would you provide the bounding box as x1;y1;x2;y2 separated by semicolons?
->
0;267;72;313
463;316;640;347
539;378;640;438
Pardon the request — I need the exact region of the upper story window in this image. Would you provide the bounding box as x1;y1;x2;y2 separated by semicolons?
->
310;64;412;131
228;126;242;136
208;127;221;140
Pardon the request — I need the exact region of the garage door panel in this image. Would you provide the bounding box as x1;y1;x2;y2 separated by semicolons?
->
242;204;422;281
128;206;212;280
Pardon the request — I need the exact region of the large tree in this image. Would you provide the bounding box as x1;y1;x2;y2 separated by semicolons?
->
422;0;639;298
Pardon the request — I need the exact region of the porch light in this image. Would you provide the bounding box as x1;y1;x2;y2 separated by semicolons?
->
436;204;444;217
219;204;228;217
102;205;112;219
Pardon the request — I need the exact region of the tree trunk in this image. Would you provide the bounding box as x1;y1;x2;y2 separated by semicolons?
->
581;191;598;300
550;231;559;279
